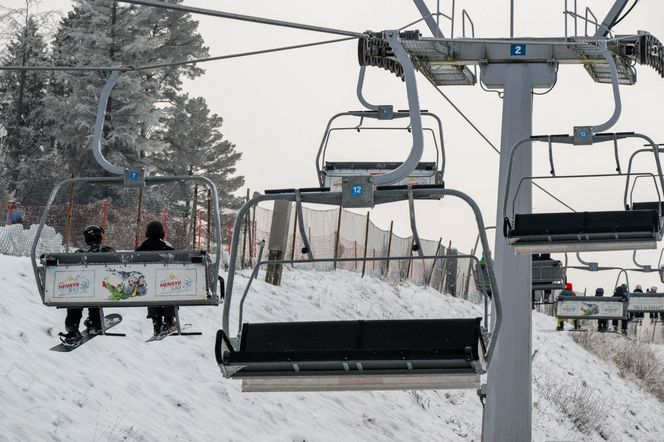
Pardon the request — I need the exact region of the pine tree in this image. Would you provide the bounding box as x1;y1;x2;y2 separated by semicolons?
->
46;0;208;181
0;2;57;204
150;94;244;212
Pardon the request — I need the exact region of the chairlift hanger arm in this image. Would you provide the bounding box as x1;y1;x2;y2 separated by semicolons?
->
91;71;125;175
371;31;424;186
632;250;652;271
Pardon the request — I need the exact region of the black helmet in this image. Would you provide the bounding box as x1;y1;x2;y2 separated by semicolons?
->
145;221;165;239
595;287;604;295
83;225;104;245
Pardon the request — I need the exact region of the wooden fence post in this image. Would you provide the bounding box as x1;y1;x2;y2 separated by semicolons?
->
333;208;342;270
290;203;298;263
361;211;370;277
427;237;443;286
440;240;452;294
406;238;415;280
384;220;394;277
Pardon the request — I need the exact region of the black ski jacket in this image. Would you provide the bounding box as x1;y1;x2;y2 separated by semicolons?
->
136;238;174;252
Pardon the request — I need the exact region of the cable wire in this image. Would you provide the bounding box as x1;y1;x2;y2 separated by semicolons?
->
425;78;577;212
0;36;356;73
610;0;639;29
116;0;364;38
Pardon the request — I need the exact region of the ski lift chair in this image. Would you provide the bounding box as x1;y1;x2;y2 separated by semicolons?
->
315;110;445;190
314;63;445;191
531;257;566;291
503;133;664;254
30;70;223;336
31;176;223;310
215;185;501;392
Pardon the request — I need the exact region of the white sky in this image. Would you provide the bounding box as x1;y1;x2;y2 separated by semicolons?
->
6;0;664;294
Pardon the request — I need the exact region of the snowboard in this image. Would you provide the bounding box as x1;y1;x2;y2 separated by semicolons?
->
50;313;123;352
145;323;196;342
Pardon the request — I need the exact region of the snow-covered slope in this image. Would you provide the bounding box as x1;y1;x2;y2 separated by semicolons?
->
0;255;662;441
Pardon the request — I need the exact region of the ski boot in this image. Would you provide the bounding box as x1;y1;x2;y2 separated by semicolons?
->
59;328;82;346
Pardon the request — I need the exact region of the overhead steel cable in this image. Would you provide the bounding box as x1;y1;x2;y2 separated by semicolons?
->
0;36;357;72
116;0;365;38
424;77;577;212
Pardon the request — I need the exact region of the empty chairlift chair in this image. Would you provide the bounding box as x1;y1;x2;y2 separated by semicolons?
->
215;185;501;392
503;133;664;254
315;110;445;190
531;258;566;290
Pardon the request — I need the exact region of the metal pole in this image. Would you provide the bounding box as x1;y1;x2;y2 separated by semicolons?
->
192;185;199;251
64;182;75;252
241;188;247;267
510;0;514;38
207;189;212;252
482;62;555;442
361;211;370;277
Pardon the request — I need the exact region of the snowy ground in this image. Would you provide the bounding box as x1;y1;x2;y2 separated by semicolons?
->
1;255;663;441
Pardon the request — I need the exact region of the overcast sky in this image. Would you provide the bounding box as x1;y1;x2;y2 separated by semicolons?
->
6;0;664;293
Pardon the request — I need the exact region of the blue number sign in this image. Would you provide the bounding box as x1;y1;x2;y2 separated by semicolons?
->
510;44;526;56
351;185;363;196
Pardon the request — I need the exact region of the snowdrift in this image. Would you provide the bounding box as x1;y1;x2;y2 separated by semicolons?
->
0;255;662;441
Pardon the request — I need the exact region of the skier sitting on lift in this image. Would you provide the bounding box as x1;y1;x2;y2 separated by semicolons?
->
136;221;177;335
556;282;579;331
60;225;115;345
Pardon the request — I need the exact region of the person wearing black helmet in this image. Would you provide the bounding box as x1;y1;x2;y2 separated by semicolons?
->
136;220;176;335
594;287;608;332
61;225;115;344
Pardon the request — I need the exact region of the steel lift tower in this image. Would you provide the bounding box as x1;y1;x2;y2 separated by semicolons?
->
360;1;664;440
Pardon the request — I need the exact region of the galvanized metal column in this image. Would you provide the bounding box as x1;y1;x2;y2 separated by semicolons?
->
481;63;556;442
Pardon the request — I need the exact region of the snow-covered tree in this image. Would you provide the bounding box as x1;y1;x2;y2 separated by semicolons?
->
150;94;244;213
46;0;208;180
0;1;59;203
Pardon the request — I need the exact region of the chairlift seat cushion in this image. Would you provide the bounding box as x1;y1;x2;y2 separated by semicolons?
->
222;318;484;377
511;210;661;237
